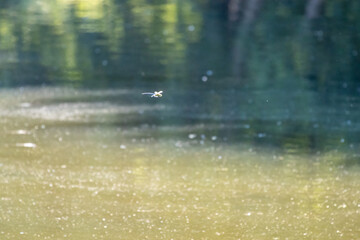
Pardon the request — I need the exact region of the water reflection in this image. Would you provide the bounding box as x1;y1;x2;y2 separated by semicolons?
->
1;0;360;239
1;86;359;155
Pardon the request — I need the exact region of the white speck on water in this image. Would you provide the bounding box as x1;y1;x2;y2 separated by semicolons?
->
120;144;127;149
188;25;195;31
211;136;217;141
257;133;266;138
175;141;183;148
19;102;31;108
16;142;37;148
188;134;196;139
201;76;208;82
338;203;347;208
340;138;345;143
218;155;222;160
206;70;213;76
12;129;30;135
20;232;24;235
245;212;252;216
61;165;67;169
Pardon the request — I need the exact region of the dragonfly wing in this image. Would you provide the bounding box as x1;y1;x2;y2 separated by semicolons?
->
142;92;154;95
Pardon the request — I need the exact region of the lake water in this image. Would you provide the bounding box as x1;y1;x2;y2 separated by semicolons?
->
1;1;360;239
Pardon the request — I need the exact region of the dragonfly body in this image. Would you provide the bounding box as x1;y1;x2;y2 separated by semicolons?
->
142;91;163;98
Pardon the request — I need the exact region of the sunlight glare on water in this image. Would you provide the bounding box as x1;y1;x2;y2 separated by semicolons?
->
0;88;359;239
1;0;360;239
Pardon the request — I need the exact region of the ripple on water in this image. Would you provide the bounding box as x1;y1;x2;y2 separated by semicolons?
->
10;130;31;135
15;143;37;148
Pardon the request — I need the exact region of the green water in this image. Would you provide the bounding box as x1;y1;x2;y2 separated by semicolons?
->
1;0;360;239
1;88;359;239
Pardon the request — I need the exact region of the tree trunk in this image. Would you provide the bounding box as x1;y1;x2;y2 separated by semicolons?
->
228;0;243;22
306;0;324;19
242;0;263;25
232;0;263;79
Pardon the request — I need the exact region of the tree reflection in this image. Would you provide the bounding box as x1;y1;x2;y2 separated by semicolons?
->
0;0;359;154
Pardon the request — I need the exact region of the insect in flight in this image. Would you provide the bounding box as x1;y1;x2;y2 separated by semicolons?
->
141;91;163;98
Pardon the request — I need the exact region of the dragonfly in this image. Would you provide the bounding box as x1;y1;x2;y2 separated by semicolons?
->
142;90;163;98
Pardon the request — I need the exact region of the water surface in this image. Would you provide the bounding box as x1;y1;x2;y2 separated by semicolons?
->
1;0;360;239
1;88;359;239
